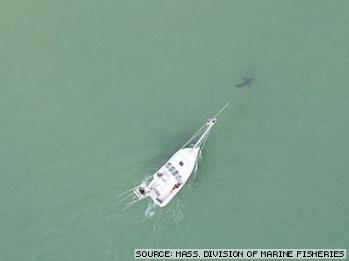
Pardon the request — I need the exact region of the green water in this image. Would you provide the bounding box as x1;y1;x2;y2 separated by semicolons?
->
1;1;348;260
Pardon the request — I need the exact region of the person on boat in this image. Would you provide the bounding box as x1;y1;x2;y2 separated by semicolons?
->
139;187;145;194
157;172;163;177
170;183;181;193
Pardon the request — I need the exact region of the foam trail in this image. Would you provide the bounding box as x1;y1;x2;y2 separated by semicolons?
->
107;196;142;218
114;192;136;206
145;201;157;217
114;186;139;199
121;198;142;212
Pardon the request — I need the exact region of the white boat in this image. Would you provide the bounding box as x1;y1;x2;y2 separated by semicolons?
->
132;103;230;207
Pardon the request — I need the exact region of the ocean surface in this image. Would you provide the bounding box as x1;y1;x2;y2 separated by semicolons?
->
1;1;348;260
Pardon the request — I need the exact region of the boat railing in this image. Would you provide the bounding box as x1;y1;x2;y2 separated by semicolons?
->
181;102;230;149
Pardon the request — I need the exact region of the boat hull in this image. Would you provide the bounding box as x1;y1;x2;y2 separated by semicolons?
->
147;147;200;207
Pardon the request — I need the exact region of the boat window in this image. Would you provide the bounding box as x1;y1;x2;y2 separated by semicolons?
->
154;188;160;197
165;162;171;168
169;166;175;172
175;175;181;181
179;161;184;166
171;170;179;176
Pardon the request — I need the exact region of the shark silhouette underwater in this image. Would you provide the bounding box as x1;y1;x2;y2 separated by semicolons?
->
235;77;252;87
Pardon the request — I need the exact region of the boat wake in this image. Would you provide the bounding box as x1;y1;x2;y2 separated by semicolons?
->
144;201;157;217
112;188;143;214
166;200;184;224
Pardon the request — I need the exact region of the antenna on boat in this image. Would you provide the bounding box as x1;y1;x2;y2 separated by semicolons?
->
213;102;230;119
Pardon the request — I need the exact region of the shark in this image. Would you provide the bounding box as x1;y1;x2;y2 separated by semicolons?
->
235;77;252;87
